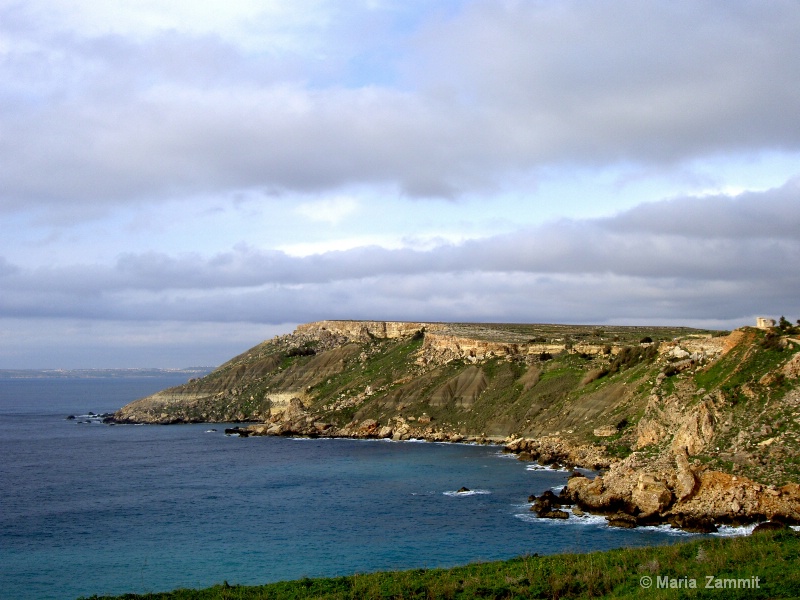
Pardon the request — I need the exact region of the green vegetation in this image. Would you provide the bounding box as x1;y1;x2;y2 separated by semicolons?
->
694;329;795;405
82;530;800;599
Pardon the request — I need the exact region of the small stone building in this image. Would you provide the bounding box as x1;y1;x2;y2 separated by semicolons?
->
756;317;776;329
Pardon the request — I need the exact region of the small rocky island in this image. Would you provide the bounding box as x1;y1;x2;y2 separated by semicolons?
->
115;319;800;531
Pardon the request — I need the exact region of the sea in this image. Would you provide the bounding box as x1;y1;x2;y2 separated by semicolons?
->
0;374;753;600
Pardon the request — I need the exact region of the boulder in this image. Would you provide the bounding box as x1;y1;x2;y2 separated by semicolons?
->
538;508;569;519
281;397;307;422
606;512;637;528
752;520;788;534
530;490;571;519
631;473;673;518
667;515;718;533
593;426;618;437
224;427;249;437
674;447;698;501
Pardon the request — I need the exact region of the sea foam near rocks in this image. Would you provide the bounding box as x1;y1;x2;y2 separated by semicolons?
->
443;489;491;497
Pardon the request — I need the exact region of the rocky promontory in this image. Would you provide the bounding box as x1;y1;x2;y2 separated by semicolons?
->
115;318;800;530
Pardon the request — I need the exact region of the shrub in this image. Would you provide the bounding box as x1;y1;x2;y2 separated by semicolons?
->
286;345;316;357
762;330;783;351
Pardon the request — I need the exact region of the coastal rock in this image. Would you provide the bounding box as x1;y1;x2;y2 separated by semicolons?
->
631;473;673;518
667;515;717;533
564;474;629;513
529;491;570;519
606;512;638;528
674;447;698;501
356;419;380;437
281;397;308;422
224;427;249;437
752;520;789;534
538;508;569;519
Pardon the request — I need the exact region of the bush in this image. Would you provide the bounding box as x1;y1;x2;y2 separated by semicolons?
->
607;344;659;375
286;345;316;357
762;330;784;351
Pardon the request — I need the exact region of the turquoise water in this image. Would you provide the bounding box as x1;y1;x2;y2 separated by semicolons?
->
1;377;707;600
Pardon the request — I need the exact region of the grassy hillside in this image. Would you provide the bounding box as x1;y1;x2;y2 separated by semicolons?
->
115;320;800;486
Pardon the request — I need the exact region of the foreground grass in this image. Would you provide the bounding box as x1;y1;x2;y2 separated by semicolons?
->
83;530;800;599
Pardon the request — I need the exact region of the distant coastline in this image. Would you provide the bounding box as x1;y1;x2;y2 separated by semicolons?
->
0;367;214;379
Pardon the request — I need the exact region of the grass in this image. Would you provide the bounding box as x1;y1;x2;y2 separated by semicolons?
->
81;530;800;599
694;329;796;405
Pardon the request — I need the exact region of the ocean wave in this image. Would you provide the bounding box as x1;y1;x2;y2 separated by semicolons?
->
514;509;607;528
443;489;491;497
713;523;758;537
525;463;570;472
493;451;519;459
515;507;770;537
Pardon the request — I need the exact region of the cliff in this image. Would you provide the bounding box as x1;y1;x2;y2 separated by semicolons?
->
115;319;800;529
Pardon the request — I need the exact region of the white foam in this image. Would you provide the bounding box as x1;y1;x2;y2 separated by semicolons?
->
713;523;758;537
525;463;570;472
493;451;519;459
443;489;491;497
516;506;769;537
514;508;606;527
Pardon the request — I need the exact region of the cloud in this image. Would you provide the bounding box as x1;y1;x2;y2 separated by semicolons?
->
2;1;800;216
1;184;797;327
602;177;800;239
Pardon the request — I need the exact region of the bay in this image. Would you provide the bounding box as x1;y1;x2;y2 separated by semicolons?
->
1;376;711;600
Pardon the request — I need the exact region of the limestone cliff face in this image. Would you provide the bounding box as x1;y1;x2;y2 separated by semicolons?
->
295;320;431;340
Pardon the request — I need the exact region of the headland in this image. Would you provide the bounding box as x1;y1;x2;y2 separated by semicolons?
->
114;319;800;532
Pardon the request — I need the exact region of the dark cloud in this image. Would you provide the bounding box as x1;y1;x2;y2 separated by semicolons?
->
2;1;800;213
601;178;800;239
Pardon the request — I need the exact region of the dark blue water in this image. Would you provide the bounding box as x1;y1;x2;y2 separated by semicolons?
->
1;377;718;600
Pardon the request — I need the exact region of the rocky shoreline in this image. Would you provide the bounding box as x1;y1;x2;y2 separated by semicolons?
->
209;403;800;534
110;319;800;534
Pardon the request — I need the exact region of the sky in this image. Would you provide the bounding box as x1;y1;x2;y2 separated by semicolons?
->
1;0;799;368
